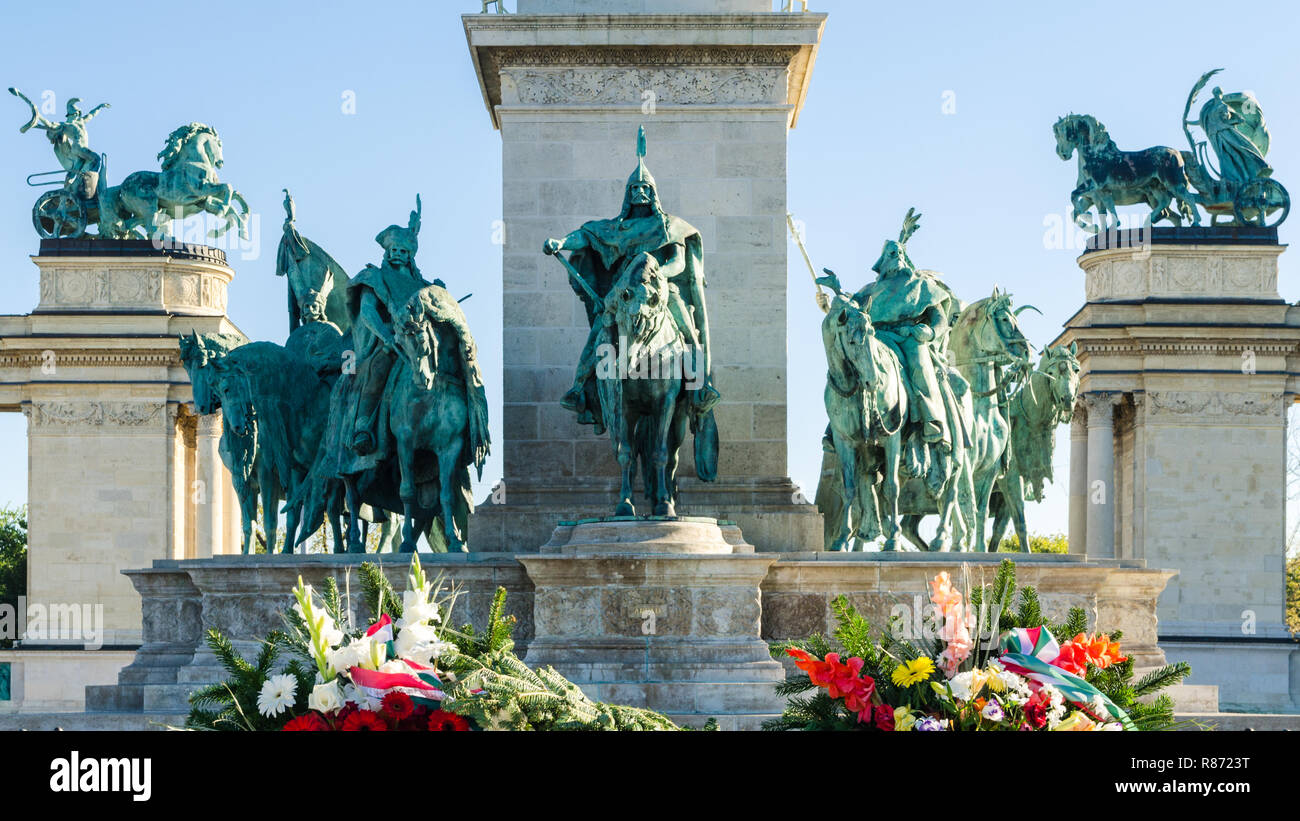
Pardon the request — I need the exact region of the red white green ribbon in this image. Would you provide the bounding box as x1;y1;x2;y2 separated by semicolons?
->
997;627;1136;730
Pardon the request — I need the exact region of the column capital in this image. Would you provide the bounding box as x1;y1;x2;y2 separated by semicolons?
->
196;409;223;439
1082;391;1122;426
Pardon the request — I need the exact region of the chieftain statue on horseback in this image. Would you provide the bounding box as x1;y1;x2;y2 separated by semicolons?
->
808;209;1036;552
180;192;489;555
543;126;720;516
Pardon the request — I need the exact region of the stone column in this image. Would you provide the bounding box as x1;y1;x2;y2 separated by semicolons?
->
1067;400;1088;554
194;410;225;558
1083;392;1118;559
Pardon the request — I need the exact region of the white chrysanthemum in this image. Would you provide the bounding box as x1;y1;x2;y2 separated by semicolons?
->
257;674;297;717
308;680;344;713
1090;694;1108;715
1100;722;1124;731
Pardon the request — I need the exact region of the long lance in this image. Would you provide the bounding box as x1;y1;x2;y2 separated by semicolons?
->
787;212;829;313
549;249;600;305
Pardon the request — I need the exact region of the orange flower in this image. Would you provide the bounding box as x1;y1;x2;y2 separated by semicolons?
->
1056;633;1127;674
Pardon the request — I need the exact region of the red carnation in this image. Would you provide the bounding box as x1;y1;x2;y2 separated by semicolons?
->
428;709;470;732
341;709;388;732
282;712;328;732
873;704;895;732
381;691;415;721
1022;690;1049;730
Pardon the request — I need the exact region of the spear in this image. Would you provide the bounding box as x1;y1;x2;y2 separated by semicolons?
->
787;212;830;313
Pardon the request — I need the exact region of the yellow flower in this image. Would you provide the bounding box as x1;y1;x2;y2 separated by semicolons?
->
1052;711;1099;731
892;657;936;687
894;706;916;732
984;668;1008;693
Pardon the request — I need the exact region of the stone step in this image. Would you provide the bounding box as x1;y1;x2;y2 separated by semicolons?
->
581;680;787;715
1176;712;1300;731
0;711;187;731
668;712;782;731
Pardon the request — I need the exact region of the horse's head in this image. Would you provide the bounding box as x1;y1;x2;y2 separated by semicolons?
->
212;362;255;437
1053;115;1078;160
180;332;223;415
1037;341;1081;415
964;287;1033;367
158;123;222;171
612;253;671;362
822;295;877;390
396;291;437;391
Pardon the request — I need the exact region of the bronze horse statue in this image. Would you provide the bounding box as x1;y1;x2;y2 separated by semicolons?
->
596;253;703;517
99;123;249;240
987;343;1080;551
820;294;908;551
1054;113;1201;233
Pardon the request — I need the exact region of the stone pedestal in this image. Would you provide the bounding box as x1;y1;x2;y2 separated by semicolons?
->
1053;229;1300;711
463;5;828;552
0;240;245;712
520;517;785;729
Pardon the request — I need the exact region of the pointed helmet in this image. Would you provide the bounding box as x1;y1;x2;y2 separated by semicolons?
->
619;125;665;218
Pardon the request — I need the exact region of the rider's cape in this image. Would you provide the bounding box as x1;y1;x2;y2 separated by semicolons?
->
566;212;718;481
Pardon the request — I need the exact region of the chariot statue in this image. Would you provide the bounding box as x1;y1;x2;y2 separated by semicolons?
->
1054;68;1288;232
9;87;249;240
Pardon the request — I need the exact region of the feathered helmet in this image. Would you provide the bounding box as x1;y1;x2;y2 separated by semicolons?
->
872;207;921;277
376;195;422;256
619;126;664;218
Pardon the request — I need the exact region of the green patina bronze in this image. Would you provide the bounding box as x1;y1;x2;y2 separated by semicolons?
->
810;211;1035;552
987;342;1080;551
1054;69;1289;231
181;196;489;555
542;127;719;516
9;87;249;241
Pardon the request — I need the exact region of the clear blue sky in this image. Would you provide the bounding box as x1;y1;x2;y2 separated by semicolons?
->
1;0;1297;544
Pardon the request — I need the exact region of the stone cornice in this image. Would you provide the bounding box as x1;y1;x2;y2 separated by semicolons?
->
464;14;825;129
0;349;180;369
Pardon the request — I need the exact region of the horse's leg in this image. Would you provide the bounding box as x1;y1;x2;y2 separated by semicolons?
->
437;438;467;553
614;411;636;517
344;476;363;554
396;431;419;553
829;430;858;552
901;513;929;552
879;433;902;552
1007;475;1031;553
987;484;1010;552
329;491;346;555
650;389;676;516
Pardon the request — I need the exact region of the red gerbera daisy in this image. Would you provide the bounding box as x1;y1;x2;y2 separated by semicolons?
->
341;709;388;732
427;709;470;732
381;691;415;721
282;712;328;732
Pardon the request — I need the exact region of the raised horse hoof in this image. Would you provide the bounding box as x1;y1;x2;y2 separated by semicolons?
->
614;501;635;517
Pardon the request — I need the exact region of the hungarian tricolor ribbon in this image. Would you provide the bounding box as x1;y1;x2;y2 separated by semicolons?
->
997;626;1136;730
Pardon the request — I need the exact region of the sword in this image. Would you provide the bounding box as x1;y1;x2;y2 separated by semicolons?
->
787;212;830;313
548;248;600;305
